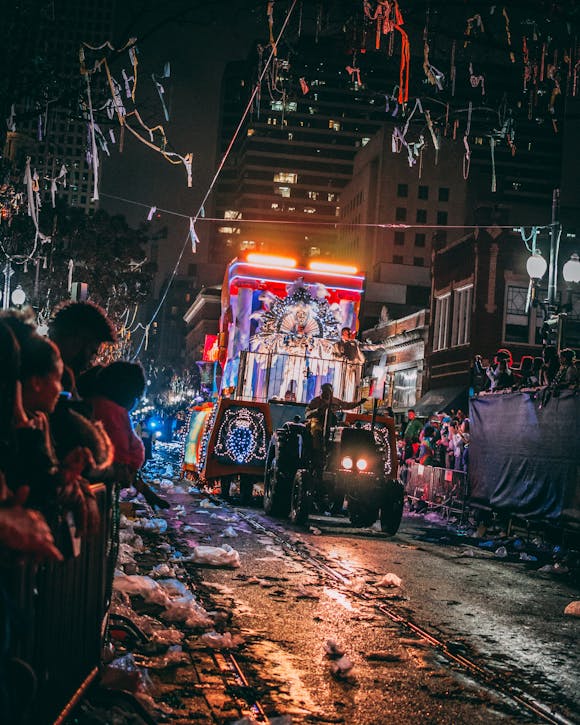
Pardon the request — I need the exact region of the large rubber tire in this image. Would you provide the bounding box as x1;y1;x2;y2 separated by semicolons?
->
239;474;254;506
263;445;292;517
380;479;404;535
289;469;310;526
348;498;379;528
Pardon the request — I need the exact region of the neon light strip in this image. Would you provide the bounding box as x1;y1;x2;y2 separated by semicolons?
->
229;261;365;283
230;274;364;294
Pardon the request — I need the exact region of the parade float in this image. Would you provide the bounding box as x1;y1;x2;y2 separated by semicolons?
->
183;254;402;530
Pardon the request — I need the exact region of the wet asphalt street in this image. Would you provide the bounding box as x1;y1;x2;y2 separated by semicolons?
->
127;481;579;725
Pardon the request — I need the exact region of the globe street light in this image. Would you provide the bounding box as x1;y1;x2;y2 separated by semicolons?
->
562;253;580;284
11;285;26;307
525;190;580;349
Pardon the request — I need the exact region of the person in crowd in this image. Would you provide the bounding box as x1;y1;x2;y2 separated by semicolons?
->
541;345;559;385
448;419;465;471
85;362;169;509
0;320;63;560
0;313;103;535
553;348;579;391
532;356;544;385
0;321;64;725
486;350;515;391
135;418;153;461
515;356;537;388
460;418;470;472
48;300;117;395
418;425;436;466
471;354;488;393
402;408;422;461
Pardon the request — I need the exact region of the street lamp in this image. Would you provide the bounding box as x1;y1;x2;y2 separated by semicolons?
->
525;189;580;348
2;261;14;311
11;285;26;307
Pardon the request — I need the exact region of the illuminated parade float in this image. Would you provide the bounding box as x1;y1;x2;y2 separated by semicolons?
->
183;253;366;481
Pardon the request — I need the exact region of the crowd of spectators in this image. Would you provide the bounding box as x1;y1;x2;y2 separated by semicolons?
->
472;346;579;394
0;301;163;721
401;408;470;473
398;345;578;483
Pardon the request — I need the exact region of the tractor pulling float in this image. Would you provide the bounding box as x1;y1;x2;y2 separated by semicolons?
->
182;253;403;534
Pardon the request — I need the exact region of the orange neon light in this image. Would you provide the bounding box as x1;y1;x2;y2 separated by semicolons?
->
246;253;297;268
308;261;358;275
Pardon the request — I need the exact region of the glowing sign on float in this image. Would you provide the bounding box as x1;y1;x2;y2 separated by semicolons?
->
246;253;297;268
308;261;358;275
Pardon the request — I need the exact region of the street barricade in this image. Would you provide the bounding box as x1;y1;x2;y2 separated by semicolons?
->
404;461;469;519
7;483;110;725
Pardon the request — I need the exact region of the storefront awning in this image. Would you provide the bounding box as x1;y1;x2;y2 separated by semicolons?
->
413;386;468;418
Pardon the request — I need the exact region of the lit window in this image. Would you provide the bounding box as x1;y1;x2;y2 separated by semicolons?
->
304;207;316;214
307;191;319;200
240;240;256;250
288;132;294;140
504;285;543;344
218;226;236;234
451;285;473;346
271;202;279;209
392;368;417;409
433;293;451;351
328;192;336;202
276;186;291;198
329;120;341;131
224;210;242;220
247;128;255;136
362;137;371;146
274;172;298;183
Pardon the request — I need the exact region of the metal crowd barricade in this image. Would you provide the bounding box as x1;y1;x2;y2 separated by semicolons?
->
404;461;469;520
6;483;111;725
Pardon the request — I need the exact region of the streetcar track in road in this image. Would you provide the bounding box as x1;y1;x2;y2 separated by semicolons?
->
233;507;574;725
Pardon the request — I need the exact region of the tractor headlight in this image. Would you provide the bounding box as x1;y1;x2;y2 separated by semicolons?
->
341;456;353;470
356;458;368;471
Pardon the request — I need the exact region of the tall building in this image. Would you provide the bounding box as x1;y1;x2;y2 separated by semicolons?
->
212;33;407;268
3;0;117;213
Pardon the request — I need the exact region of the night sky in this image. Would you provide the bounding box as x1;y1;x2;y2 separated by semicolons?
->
100;1;266;288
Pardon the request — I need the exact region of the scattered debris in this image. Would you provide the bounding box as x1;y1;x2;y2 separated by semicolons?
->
376;573;403;588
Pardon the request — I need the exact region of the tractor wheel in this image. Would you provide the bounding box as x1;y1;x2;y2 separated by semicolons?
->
289;469;310;526
380;479;404;535
263;446;292;517
348;498;379;528
239;474;254;506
